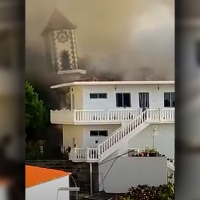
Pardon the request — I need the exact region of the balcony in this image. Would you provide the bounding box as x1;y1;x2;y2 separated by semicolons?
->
50;108;175;125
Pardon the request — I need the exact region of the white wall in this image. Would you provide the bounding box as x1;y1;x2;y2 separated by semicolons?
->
26;176;70;200
128;124;174;159
81;84;174;110
63;125;84;148
83;124;120;148
99;157;167;193
63;123;174;157
63;124;120;148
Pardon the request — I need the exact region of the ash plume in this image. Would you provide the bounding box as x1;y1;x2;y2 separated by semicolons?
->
80;1;174;81
26;0;174;84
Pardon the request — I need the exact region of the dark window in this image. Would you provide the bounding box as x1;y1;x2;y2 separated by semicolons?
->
90;131;98;136
196;41;200;65
90;93;98;99
164;92;175;107
99;93;107;99
99;131;108;136
139;93;149;109
90;130;108;137
90;93;107;99
116;93;131;107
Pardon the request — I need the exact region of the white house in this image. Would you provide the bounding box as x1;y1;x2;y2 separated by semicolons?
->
50;80;175;192
26;165;75;200
51;81;175;160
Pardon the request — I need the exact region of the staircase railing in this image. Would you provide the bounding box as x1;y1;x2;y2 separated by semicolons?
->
98;110;147;156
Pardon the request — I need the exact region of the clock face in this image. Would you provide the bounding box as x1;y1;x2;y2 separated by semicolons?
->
57;32;68;43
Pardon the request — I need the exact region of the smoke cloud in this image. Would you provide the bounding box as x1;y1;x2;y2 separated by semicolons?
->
82;1;174;81
26;0;174;83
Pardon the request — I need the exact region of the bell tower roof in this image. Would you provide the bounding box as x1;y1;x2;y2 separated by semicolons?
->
41;8;76;36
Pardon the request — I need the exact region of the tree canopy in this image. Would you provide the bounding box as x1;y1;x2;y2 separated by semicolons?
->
25;81;49;141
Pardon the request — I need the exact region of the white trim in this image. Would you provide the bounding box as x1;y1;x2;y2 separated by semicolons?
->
51;81;174;89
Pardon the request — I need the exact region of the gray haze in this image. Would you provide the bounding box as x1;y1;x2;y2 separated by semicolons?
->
26;0;174;82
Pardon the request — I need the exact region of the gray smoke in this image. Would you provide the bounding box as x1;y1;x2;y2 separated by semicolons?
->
83;1;174;81
26;0;174;83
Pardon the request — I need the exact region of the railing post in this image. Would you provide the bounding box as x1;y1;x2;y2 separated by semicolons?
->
74;110;76;122
87;148;90;160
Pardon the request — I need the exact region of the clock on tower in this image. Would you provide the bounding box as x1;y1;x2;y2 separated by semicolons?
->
41;8;81;73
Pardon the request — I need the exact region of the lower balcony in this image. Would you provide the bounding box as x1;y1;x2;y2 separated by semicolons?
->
50;108;175;125
69;148;99;163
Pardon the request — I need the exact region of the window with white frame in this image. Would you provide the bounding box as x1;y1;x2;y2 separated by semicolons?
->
90;93;107;99
164;92;175;107
90;130;108;137
116;93;131;107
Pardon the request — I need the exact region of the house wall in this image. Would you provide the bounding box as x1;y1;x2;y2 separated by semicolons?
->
79;84;174;110
98;157;167;193
26;176;70;200
128;124;174;159
63;123;174;158
63;125;84;148
83;124;120;148
72;86;83;110
63;124;120;148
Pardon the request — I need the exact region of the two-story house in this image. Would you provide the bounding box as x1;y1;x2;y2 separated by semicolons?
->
50;81;175;163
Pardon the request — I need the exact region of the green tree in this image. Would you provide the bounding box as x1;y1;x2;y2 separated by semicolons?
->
25;81;48;142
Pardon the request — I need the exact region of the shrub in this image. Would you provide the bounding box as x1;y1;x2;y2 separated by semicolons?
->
113;183;174;200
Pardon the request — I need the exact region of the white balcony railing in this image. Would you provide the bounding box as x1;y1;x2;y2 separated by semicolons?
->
51;108;175;124
75;109;142;122
51;108;142;124
146;108;175;123
69;148;99;162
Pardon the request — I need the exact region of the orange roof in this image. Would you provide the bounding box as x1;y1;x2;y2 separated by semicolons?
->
26;165;71;188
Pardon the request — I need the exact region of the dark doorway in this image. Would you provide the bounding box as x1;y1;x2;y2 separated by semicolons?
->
139;92;149;110
61;50;70;70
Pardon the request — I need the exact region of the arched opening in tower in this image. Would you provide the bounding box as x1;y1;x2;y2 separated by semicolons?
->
61;50;71;70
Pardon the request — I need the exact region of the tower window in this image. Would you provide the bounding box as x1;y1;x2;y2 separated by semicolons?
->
61;50;70;70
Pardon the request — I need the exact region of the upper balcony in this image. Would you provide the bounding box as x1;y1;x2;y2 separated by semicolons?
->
50;108;175;125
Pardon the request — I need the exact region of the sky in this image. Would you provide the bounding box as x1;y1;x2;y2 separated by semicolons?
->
26;0;174;81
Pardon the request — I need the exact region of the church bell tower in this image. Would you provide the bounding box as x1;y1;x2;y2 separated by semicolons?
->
41;8;86;75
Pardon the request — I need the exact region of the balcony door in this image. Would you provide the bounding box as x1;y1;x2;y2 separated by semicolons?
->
139;92;149;110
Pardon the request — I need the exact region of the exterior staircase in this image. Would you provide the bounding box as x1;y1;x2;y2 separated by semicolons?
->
69;108;175;163
70;110;150;162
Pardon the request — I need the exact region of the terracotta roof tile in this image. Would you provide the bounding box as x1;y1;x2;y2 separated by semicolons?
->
26;165;71;188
